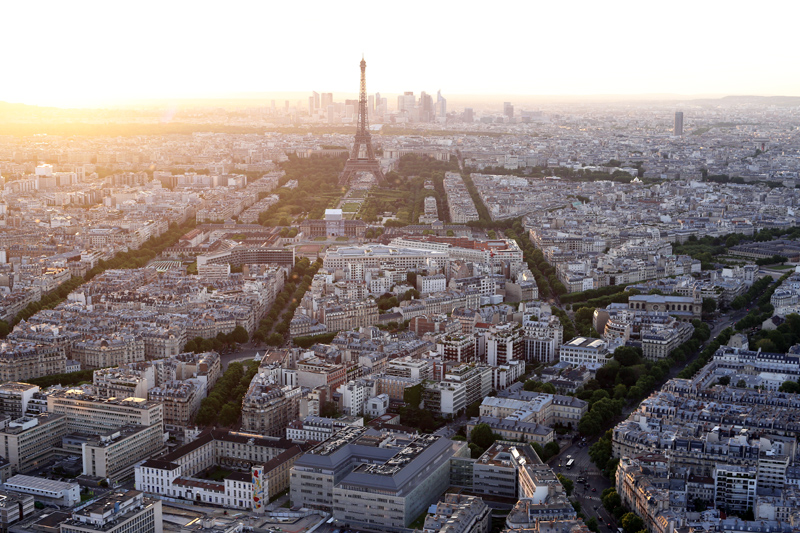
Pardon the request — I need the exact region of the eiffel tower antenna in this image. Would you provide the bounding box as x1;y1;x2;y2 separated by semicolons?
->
338;56;386;187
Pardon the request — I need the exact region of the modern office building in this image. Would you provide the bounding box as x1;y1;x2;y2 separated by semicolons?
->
558;337;609;366
82;425;165;482
0;413;68;473
290;427;468;531
0;490;34;530
60;491;162;533
0;382;39;419
674;111;684;136
46;390;164;433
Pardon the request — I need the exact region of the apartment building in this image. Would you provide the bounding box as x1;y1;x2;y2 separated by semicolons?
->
240;383;300;438
422;494;490;533
148;380;202;428
71;335;145;369
0;342;66;382
322;300;379;332
423;381;467;416
486;323;524;366
386;356;433;380
438;334;477;363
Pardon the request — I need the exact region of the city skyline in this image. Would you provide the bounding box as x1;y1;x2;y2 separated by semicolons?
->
5;0;800;108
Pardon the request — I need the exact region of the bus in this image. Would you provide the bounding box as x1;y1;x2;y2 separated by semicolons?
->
566;459;575;469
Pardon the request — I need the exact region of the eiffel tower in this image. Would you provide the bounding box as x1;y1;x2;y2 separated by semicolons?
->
338;56;386;187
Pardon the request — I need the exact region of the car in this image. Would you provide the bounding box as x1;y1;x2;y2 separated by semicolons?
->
592;487;597;492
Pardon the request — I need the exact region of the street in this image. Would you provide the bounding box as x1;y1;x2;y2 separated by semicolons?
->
547;439;615;530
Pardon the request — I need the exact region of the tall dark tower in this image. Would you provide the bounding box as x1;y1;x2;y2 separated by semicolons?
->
338;57;386;187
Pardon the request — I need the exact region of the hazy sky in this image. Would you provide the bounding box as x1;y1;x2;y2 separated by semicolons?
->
6;0;800;107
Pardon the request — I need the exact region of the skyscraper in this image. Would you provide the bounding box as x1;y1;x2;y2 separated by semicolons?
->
463;108;474;123
419;91;434;122
436;90;447;118
312;91;320;109
321;93;333;109
503;102;514;119
674;111;684;136
398;92;415;112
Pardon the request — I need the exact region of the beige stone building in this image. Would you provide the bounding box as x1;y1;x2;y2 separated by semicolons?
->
0;342;66;382
71;335;145;369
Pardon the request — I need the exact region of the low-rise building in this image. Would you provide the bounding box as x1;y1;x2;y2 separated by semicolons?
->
3;475;80;507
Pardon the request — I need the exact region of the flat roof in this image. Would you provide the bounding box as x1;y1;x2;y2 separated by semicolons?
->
6;474;78;493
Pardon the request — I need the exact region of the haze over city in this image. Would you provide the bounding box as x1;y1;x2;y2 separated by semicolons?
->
5;0;800;107
3;4;800;533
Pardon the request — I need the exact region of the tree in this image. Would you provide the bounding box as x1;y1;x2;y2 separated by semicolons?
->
470;423;498;450
779;380;800;393
578;413;601;436
544;441;560;458
694;498;707;512
717;376;731;386
266;333;284;346
613;346;641;367
621;513;644;533
219;403;240;426
231;325;249;344
591;390;610;404
602;490;622;512
736;379;747;388
702;298;717;314
585;517;599;532
557;473;573;496
626;386;643;400
469;443;485;459
731;295;747;310
320;401;340;418
466;400;481;418
613;384;628;400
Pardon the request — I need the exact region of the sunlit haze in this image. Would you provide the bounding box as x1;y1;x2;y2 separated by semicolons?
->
5;0;800;108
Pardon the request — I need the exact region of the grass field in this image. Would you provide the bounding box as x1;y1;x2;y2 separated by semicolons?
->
342;203;360;212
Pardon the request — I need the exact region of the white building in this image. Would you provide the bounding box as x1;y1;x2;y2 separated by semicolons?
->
365;394;390;418
558;337;609;366
4;475;80;507
339;379;376;416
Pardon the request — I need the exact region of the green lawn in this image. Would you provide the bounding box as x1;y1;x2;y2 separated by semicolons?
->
335;236;349;242
314;236;327;241
342;203;361;212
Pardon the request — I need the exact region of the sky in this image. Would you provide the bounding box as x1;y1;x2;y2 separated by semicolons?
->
5;0;800;108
